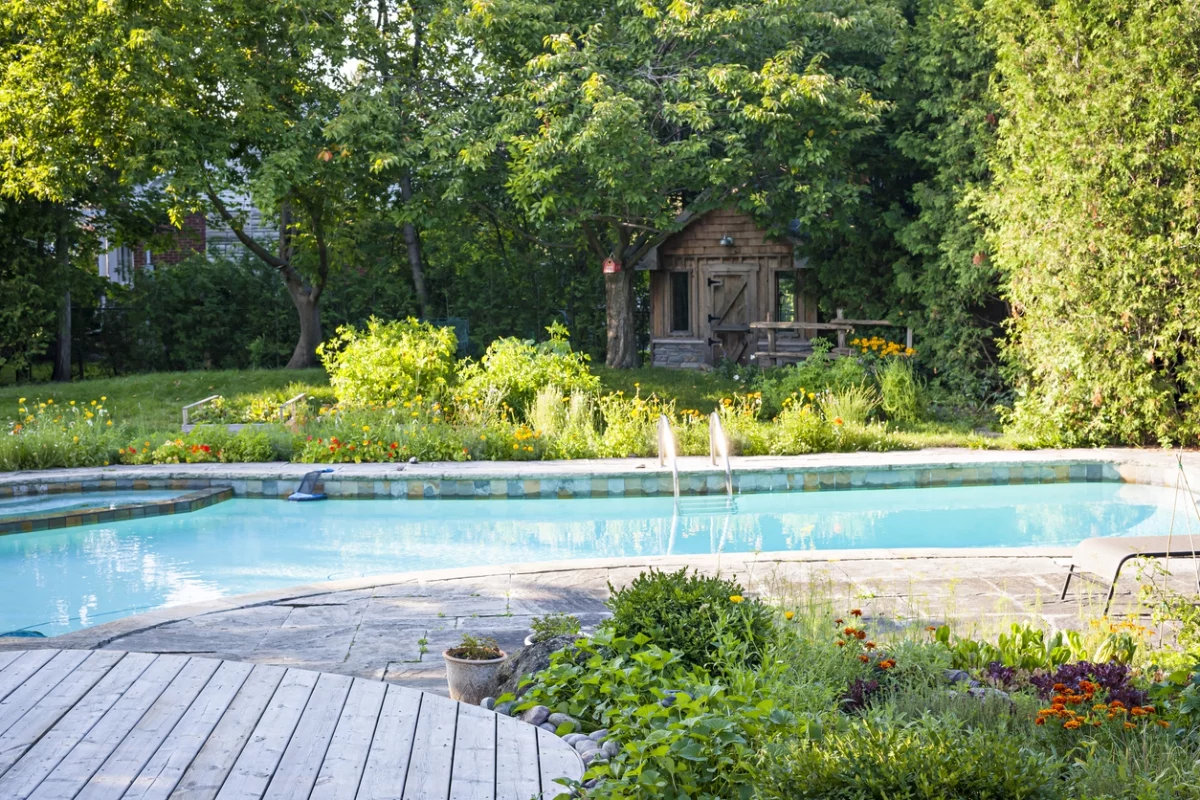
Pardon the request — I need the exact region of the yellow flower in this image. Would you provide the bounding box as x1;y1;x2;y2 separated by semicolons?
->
90;400;97;406
69;400;75;406
480;435;487;441
106;420;113;426
362;425;370;432
47;399;53;404
73;436;79;442
729;595;744;604
101;396;106;401
784;611;795;620
18;397;25;403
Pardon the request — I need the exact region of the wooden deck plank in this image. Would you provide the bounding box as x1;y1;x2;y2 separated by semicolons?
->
262;671;352;800
308;679;386;800
77;656;224;800
449;702;497;800
170;664;286;800
122;660;255;800
0;651;127;782
212;668;319;800
0;650;91;737
0;651;156;796
494;714;540;800
26;654;189;800
0;651;24;672
535;729;581;800
401;692;458;800
0;650;58;705
356;684;421;800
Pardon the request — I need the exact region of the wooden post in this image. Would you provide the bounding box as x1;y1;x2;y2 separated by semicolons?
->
835;308;847;351
766;312;776;367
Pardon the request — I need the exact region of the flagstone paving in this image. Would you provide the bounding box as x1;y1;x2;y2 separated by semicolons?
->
5;549;1192;695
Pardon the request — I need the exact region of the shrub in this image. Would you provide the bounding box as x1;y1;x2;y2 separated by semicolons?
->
517;631;794;798
817;383;880;426
0;396;121;469
879;357;923;422
318;317;457;408
530;613;581;643
458;323;599;413
604;568;775;671
761;715;1059;799
768;397;831;454
755;349;870;417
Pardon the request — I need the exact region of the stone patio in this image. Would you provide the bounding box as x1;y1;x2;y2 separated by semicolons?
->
5;548;1191;695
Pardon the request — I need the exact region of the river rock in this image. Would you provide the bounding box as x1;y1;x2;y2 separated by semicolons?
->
943;669;972;685
494;701;514;717
547;712;578;731
539;722;557;733
588;728;609;742
480;697;496;710
601;740;619;758
574;739;600;755
563;733;589;746
520;705;550;726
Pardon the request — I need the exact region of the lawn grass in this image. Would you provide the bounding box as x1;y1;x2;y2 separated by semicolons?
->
593;366;744;414
0;368;329;431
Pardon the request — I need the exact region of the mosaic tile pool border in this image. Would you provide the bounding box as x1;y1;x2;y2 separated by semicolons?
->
0;486;233;535
0;458;1165;505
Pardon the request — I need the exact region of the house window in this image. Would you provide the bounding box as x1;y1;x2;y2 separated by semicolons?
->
776;272;797;322
670;271;691;333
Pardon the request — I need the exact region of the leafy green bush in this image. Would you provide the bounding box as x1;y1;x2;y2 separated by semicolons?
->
880;357;923;422
0;396;122;469
119;425;291;464
755;349;871;418
818;383;880;426
761;715;1059;799
458;323;599;413
517;631;795;799
604;568;775;671
318;317;457;408
529;613;581;643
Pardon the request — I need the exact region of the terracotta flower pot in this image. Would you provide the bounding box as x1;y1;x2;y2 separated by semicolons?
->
443;648;507;704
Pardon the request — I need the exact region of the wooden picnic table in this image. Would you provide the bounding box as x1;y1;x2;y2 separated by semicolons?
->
0;649;581;800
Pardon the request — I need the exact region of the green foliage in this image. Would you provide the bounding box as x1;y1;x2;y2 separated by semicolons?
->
818;384;880;426
518;631;795;800
0;396;121;470
761;714;1058;799
604;569;775;671
458;323;599;412
529;613;581;644
930;622;1100;671
446;634;502;660
889;0;1003;401
754;355;870;418
318;318;457;407
123;255;296;372
880;358;924;422
118;426;292;465
987;0;1200;446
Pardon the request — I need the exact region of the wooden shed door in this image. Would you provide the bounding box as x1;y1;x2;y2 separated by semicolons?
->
704;265;756;364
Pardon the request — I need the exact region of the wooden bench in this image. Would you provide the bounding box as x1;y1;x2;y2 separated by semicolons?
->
1060;535;1200;614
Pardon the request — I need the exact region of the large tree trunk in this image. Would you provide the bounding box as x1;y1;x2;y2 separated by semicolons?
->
605;269;638;368
286;285;322;369
52;288;71;382
399;174;430;317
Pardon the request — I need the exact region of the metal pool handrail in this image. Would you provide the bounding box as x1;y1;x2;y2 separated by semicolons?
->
181;395;221;427
657;414;680;499
709;412;733;499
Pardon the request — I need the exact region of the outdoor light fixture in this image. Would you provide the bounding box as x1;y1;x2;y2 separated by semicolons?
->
719;234;734;247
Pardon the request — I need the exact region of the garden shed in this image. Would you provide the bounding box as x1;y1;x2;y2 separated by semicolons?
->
640;208;815;368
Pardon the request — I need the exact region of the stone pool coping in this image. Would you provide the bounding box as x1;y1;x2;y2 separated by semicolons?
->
0;485;232;535
0;545;1078;650
0;447;1196;501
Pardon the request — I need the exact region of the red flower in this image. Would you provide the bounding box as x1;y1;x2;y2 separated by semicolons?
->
200;444;211;453
390;442;398;449
850;609;863;617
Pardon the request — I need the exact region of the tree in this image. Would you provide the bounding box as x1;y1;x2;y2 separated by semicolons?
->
987;0;1200;445
888;0;1004;400
463;0;903;367
0;0;355;368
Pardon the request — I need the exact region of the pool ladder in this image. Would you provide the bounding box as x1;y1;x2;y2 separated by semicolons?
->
657;413;736;514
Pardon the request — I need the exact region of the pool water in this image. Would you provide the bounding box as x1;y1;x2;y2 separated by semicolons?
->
0;482;1182;636
0;490;192;519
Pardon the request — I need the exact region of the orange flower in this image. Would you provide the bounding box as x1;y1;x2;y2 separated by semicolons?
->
863;641;877;650
836;640;846;647
1053;683;1067;692
850;609;863;617
844;627;857;636
855;630;867;640
1124;722;1136;730
1034;717;1046;726
1109;700;1126;710
879;659;896;670
858;655;870;663
834;618;844;625
1158;720;1171;728
925;625;937;632
1063;720;1081;730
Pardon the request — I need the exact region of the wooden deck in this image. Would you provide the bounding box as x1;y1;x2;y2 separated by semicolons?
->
0;649;581;800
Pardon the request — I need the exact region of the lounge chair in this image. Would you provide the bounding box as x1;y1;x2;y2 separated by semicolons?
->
1060;536;1200;614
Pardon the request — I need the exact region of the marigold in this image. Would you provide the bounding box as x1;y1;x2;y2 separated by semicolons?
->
850;609;863;617
1063;720;1081;730
836;640;846;647
844;627;857;636
858;655;870;663
784;611;795;620
1035;717;1045;726
864;641;877;650
729;595;744;604
879;659;896;670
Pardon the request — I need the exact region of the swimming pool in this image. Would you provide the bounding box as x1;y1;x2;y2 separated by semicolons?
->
0;490;193;518
0;481;1181;636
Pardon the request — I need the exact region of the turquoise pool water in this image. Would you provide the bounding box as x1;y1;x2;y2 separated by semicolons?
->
0;490;191;519
0;481;1182;636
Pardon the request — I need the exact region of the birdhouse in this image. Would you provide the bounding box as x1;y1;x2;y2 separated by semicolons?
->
602;257;622;274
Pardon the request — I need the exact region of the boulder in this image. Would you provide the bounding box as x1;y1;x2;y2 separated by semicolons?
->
494;635;583;698
520;705;551;726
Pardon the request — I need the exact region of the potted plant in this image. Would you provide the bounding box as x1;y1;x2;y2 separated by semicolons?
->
443;634;507;704
524;613;582;647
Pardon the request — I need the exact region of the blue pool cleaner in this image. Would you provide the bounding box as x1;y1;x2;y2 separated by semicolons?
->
288;468;334;501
